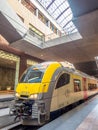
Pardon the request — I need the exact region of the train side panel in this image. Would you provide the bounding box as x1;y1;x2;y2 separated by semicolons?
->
50;73;98;113
50;73;83;112
88;78;98;97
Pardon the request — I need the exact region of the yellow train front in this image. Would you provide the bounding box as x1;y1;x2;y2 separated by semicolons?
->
10;61;98;125
11;61;62;125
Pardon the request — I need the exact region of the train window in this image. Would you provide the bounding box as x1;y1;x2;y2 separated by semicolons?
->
74;79;81;92
56;73;70;89
27;71;43;83
20;67;44;83
94;84;97;89
20;68;29;82
88;83;97;90
88;83;93;90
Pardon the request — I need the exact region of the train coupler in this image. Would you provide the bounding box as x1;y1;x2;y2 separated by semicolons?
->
9;101;32;121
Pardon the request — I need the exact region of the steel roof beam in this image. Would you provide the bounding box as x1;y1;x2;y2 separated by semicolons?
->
59;13;71;24
56;6;70;20
68;27;76;33
51;0;65;14
46;0;56;9
63;20;71;28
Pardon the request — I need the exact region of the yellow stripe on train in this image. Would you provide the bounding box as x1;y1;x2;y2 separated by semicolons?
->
16;83;49;95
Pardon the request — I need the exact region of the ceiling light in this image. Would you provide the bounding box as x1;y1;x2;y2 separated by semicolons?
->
95;56;98;60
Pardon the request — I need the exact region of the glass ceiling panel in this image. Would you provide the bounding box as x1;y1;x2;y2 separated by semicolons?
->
37;0;78;34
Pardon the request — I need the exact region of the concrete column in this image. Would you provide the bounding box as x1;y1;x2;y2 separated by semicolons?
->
57;29;59;35
36;8;39;18
14;60;20;90
19;55;27;78
48;20;50;28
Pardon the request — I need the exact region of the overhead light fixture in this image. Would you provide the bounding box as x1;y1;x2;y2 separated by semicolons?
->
95;56;98;68
95;56;98;60
41;54;43;57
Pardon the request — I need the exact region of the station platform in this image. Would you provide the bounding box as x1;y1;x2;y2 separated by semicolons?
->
0;93;14;101
0;93;14;109
39;95;98;130
0;115;21;130
0;93;21;129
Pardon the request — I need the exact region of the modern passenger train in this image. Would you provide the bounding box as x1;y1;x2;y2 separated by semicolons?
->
10;61;98;125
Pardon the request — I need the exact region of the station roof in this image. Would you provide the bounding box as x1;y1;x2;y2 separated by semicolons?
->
36;0;77;34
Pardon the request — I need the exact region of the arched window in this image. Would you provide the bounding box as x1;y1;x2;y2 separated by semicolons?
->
56;73;70;89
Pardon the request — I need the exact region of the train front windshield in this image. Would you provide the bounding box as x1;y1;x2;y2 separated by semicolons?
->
20;66;46;83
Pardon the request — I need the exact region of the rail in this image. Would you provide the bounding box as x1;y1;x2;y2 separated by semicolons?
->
1;122;21;130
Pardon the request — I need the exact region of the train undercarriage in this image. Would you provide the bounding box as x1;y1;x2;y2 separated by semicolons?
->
10;99;47;125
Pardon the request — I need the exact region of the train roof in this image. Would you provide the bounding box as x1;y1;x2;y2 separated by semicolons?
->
33;61;97;80
59;61;97;79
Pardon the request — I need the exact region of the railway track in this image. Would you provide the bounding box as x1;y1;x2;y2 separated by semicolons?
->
9;125;40;130
1;122;21;130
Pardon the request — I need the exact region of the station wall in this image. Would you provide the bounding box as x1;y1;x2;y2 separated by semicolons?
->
0;66;15;91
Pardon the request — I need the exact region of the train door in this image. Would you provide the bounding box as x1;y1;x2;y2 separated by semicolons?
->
82;77;88;99
56;73;70;109
73;79;82;102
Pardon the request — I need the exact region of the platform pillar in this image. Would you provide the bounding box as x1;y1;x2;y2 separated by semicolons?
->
14;60;20;90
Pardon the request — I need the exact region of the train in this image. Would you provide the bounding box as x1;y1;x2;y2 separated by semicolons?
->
10;61;98;125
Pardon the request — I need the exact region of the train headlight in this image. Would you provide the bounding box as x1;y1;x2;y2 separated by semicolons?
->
29;94;38;99
15;92;20;97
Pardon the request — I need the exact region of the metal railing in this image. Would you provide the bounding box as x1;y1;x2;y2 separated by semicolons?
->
45;32;65;41
29;29;45;41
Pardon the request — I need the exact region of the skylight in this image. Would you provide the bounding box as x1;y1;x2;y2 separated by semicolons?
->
36;0;78;34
